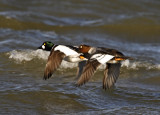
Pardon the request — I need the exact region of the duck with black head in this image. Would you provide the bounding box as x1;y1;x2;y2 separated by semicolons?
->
38;41;87;80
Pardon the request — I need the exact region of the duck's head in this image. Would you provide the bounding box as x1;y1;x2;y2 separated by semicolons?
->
38;41;54;51
78;44;91;53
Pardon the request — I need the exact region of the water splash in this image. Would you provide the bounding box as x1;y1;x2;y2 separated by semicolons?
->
7;49;49;62
122;60;160;70
6;49;160;70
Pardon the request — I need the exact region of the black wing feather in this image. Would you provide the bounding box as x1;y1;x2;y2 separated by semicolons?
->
103;63;121;90
44;50;65;80
76;60;101;86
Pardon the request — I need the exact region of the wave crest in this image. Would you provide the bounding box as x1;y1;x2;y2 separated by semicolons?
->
7;49;49;62
6;50;160;70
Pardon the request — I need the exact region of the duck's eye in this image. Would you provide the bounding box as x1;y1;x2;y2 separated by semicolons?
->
43;43;46;46
80;45;83;48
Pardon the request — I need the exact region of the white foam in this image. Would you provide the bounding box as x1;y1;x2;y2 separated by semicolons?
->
122;60;160;70
121;60;138;69
6;50;160;70
7;49;79;68
7;49;49;62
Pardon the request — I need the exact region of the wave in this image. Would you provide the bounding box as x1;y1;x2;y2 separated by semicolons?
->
7;49;49;62
6;49;79;69
121;60;160;70
6;49;160;70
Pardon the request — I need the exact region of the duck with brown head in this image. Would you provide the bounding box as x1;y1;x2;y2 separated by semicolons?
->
77;44;133;90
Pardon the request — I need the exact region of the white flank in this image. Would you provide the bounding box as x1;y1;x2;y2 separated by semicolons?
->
54;45;79;56
91;54;114;64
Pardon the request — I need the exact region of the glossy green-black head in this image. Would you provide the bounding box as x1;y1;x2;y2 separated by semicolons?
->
38;41;54;51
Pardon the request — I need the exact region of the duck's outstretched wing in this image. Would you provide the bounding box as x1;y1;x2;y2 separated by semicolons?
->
76;60;101;86
103;63;121;90
76;60;87;80
44;50;65;80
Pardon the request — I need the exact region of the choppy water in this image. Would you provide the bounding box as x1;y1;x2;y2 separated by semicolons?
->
0;0;160;114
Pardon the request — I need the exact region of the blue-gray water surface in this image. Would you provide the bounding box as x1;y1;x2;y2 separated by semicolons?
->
0;0;160;114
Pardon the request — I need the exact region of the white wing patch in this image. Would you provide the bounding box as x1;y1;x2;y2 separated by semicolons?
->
91;54;114;64
54;45;79;56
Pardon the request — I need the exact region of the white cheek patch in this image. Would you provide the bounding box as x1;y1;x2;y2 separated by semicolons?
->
54;45;79;56
91;54;114;64
42;45;45;49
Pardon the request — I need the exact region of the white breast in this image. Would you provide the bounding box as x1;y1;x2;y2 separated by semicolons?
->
91;54;114;64
54;45;79;56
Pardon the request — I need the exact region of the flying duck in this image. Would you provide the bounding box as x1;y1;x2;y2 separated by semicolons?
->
38;41;87;80
77;44;133;89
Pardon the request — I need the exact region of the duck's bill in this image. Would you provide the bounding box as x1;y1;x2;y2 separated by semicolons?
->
114;57;126;61
79;56;85;59
79;56;88;60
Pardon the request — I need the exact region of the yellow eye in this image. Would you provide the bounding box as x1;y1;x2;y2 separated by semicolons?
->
80;45;83;48
44;43;46;46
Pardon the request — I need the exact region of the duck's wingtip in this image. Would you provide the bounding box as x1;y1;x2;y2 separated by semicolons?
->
75;81;86;87
103;83;115;91
75;83;80;87
75;83;81;87
43;76;47;80
43;73;52;80
103;85;109;90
